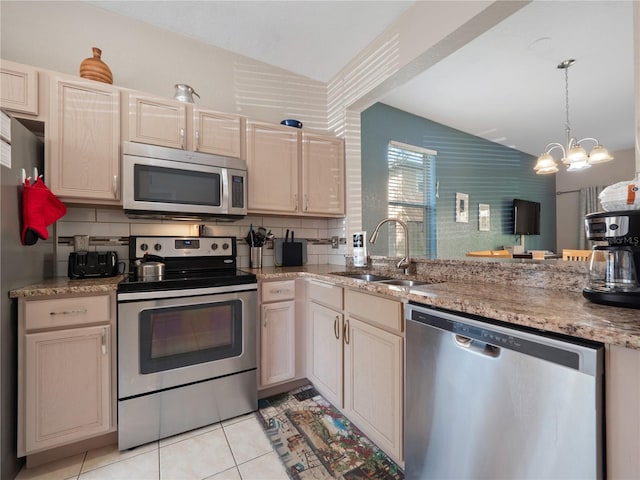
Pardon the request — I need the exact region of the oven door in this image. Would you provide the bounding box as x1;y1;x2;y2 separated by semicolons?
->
118;286;257;399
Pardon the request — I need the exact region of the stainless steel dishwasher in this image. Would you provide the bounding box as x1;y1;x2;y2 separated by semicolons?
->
405;302;604;480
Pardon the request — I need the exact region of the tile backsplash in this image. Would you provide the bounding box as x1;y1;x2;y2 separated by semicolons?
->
55;207;347;277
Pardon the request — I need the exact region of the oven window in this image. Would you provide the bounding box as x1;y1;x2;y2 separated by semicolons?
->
139;300;242;374
134;164;221;206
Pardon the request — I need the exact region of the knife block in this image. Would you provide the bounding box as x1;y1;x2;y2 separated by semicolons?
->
282;241;303;266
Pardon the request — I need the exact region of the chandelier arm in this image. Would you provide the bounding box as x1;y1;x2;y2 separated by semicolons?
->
575;137;601;147
544;143;566;157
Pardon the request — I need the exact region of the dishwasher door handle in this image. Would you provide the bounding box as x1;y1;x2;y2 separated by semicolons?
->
454;334;501;358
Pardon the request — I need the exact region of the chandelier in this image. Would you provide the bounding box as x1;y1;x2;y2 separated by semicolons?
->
534;59;613;175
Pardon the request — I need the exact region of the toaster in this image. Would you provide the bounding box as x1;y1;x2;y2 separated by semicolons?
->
68;251;118;279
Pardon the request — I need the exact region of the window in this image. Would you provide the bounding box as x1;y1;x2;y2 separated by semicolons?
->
387;141;437;258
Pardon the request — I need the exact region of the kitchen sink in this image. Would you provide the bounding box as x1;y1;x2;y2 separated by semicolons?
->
332;272;394;282
376;279;428;287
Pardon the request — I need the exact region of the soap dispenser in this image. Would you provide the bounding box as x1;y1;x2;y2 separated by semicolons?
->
353;231;367;267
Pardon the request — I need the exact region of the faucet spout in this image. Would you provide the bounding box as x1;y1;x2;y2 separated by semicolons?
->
369;218;411;273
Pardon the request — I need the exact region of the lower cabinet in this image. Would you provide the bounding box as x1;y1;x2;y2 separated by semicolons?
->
307;301;344;408
259;280;298;388
306;280;404;465
18;293;116;458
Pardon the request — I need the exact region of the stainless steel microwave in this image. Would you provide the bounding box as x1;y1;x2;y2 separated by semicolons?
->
122;141;247;220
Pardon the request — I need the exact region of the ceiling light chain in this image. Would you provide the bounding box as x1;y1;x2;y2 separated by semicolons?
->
533;58;614;175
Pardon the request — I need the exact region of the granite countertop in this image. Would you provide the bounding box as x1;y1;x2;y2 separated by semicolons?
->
9;275;124;298
252;264;640;350
10;263;640;350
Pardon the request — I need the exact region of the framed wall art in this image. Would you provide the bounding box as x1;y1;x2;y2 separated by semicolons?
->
479;203;490;231
455;192;469;223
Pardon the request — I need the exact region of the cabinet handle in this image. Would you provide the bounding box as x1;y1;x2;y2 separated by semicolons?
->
293;194;298;212
49;309;87;316
112;175;119;197
195;130;200;150
263;310;268;328
180;128;185;149
333;315;339;340
304;194;309;212
101;327;107;355
343;318;350;344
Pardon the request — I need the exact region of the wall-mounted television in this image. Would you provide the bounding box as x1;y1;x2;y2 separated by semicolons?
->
513;198;541;235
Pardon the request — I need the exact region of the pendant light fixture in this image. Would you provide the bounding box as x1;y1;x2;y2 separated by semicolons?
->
534;59;613;175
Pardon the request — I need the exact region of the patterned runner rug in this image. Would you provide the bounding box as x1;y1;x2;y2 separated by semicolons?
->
257;384;404;480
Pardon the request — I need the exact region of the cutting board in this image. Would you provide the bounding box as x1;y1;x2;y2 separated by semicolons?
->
275;238;307;266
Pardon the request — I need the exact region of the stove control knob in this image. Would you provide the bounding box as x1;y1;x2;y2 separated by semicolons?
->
212;243;219;250
140;243;148;252
154;243;162;252
222;242;230;250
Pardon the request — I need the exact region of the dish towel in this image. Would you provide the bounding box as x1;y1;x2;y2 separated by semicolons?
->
21;177;67;245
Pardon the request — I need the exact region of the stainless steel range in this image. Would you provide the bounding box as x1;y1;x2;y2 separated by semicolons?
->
117;236;257;450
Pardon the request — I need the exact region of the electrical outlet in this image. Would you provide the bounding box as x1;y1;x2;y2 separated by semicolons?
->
331;236;339;249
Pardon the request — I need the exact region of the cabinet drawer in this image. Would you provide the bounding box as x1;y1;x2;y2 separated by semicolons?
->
344;289;402;333
24;295;111;330
261;280;295;302
307;279;342;310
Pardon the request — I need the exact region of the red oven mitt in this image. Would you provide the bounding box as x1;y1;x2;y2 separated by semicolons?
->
21;177;67;245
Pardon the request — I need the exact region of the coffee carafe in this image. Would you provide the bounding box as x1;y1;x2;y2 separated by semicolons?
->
583;210;640;308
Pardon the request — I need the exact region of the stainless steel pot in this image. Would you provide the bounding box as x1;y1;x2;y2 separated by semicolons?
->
174;84;200;103
135;254;165;281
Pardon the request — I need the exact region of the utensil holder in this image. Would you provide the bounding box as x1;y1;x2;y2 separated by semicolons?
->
250;247;263;269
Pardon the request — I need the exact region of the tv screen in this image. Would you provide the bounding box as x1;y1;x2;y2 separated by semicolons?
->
513;199;541;235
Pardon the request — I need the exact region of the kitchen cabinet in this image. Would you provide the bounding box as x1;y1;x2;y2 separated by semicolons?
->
606;344;640;478
301;133;344;216
260;280;296;387
192;107;244;157
247;121;345;217
18;293;116;458
306;280;403;464
125;93;244;157
48;77;120;203
125;93;187;150
0;59;39;115
247;121;299;214
343;289;403;465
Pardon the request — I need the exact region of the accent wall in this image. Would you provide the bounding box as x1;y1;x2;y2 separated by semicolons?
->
361;103;556;259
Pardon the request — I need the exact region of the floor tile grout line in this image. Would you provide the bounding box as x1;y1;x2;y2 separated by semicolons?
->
76;444;160;478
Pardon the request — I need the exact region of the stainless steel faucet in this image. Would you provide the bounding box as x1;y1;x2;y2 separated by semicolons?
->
369;218;411;273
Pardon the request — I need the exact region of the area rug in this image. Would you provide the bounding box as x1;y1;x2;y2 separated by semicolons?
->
257;384;404;480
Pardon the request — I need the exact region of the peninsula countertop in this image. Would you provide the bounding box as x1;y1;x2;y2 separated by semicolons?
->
9;264;640;350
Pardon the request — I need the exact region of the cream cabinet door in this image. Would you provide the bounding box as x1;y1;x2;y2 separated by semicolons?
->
247;121;299;214
24;325;111;453
0;59;38;115
343;316;403;464
192;108;243;158
307;302;343;408
49;79;120;203
126;93;187;149
260;301;296;386
301;133;345;216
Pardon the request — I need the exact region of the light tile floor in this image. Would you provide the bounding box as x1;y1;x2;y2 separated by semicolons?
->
16;413;289;480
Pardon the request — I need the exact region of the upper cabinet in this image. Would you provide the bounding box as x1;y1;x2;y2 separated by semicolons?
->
125;93;244;157
247;121;300;214
192;107;244;158
247;121;345;217
125;93;187;150
0;59;39;115
301;133;345;216
48;77;121;204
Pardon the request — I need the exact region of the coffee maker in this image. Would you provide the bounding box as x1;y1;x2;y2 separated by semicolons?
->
583;210;640;308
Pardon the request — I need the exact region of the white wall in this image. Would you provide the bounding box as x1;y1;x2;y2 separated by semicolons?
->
0;1;329;130
555;148;636;251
